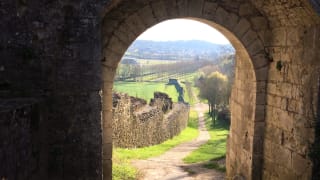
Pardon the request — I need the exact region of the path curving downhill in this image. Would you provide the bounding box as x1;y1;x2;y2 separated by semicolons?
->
132;103;225;180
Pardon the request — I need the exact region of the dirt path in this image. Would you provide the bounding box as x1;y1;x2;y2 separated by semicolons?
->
132;103;225;180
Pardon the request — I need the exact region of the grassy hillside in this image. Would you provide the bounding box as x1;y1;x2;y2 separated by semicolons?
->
113;81;179;102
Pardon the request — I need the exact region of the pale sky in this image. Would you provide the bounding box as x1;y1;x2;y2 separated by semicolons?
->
137;19;230;44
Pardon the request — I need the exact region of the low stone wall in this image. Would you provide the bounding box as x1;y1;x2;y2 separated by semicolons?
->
112;92;189;148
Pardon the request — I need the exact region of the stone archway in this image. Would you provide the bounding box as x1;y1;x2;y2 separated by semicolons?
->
2;0;320;179
101;1;269;179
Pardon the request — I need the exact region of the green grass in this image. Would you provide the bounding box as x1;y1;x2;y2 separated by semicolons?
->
113;81;179;102
183;112;229;171
187;109;198;129
112;160;138;180
114;126;198;160
112;109;199;179
181;81;199;105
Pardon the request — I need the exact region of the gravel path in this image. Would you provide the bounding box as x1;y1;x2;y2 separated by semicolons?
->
132;103;225;180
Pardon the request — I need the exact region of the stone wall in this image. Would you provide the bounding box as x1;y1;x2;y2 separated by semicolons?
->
112;92;189;148
261;23;320;180
0;99;46;179
227;51;257;179
1;0;320;179
0;0;104;179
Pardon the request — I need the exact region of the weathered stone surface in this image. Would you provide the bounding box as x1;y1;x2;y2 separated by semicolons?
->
1;0;320;179
0;99;45;180
187;0;204;17
112;92;189;148
234;18;251;39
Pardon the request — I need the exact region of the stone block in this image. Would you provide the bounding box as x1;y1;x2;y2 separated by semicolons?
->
102;18;120;39
247;38;264;56
274;146;292;168
271;27;286;46
105;36;127;55
268;47;281;62
252;53;269;69
239;3;255;16
125;13;147;37
187;0;204;17
303;26;320;65
214;7;230;26
279;82;294;99
102;50;121;71
263;139;274;159
177;0;188;17
202;1;218;20
252;135;264;154
256;93;266;105
293;118;315;143
250;16;268;31
288;99;303;113
288;47;303;65
242;29;258;47
298;160;313;180
103;125;113;143
137;5;158;27
264;124;283;145
268;65;284;82
163;0;179;18
267;94;282;108
151;0;168;21
287;27;303;46
262;169;274;180
252;154;263;178
254;105;265;122
234;18;251;39
260;29;273;46
113;23;136;46
102;142;113;159
277;167;298;180
255;66;268;81
278;111;294;132
224;12;240;30
102;159;112;180
102;91;113;110
266;82;277;95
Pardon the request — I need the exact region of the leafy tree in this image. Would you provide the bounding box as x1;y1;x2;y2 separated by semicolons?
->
198;71;228;126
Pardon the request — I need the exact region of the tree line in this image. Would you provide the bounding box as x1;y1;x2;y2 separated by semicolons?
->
115;60;211;81
195;54;235;126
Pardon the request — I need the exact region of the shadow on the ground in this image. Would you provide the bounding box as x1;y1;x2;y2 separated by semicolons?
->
179;158;226;179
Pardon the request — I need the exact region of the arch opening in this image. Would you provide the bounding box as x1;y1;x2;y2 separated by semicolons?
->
111;19;234;179
101;2;268;179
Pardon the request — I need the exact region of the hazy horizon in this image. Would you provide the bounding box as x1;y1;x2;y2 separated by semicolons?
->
137;19;231;45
